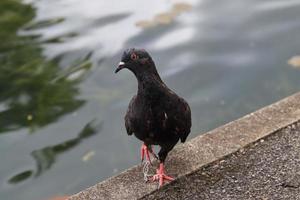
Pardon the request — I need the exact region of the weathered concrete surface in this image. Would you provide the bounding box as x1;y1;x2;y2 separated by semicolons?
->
70;92;300;200
142;122;300;200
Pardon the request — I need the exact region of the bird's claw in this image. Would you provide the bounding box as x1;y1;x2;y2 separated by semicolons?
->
151;163;174;188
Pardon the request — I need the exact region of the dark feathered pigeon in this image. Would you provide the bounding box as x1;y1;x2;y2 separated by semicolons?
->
115;48;191;187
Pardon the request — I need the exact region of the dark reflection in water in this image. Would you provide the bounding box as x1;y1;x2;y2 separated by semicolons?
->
8;120;102;184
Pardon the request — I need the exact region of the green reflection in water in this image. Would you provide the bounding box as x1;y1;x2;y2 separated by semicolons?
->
1;0;100;185
31;120;102;177
0;0;86;134
9;120;102;184
8;170;33;184
24;17;65;30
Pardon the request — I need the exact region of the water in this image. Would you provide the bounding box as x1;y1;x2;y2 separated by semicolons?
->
1;0;300;199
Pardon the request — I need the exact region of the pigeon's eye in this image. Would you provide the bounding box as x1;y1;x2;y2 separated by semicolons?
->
131;53;138;61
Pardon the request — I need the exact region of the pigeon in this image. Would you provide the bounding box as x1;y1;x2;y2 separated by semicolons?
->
115;48;191;187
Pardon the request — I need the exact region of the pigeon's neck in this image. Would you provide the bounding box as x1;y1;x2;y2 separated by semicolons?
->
136;72;166;99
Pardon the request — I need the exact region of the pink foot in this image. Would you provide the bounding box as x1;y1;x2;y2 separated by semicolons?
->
152;163;174;187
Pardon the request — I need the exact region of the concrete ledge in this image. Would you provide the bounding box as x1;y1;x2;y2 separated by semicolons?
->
70;92;300;200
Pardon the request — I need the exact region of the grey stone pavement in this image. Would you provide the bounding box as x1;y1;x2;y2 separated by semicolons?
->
142;122;300;200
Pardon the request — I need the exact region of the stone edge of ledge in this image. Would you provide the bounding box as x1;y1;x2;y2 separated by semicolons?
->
70;92;300;200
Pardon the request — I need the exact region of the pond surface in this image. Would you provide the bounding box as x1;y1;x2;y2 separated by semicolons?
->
1;0;300;199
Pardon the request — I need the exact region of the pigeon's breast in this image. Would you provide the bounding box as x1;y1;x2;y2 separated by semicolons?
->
131;103;163;144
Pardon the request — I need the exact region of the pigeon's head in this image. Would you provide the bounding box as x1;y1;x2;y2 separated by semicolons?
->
115;48;156;75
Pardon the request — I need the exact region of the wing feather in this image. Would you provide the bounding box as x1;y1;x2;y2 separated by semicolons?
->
124;95;137;135
166;97;191;143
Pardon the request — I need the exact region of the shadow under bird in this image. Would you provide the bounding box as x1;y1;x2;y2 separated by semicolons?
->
115;48;191;187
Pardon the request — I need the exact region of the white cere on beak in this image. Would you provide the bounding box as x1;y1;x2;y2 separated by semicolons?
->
119;61;125;66
164;112;168;119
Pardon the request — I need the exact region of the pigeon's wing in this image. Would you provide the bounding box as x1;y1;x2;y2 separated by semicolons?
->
167;97;191;143
125;95;137;135
178;99;192;143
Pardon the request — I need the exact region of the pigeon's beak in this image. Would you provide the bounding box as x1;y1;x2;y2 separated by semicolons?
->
115;61;125;73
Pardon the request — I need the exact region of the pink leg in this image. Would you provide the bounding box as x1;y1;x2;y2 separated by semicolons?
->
141;143;151;163
141;143;158;164
152;163;174;187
